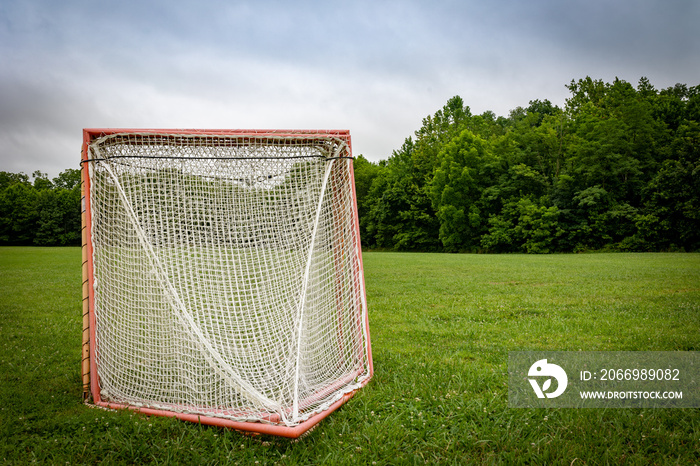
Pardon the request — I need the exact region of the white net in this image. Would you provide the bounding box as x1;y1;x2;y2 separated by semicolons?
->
86;132;371;426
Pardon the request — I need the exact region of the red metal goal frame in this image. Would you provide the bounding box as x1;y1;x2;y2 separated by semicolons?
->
80;128;373;438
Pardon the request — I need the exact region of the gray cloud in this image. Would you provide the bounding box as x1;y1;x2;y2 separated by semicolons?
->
1;0;698;177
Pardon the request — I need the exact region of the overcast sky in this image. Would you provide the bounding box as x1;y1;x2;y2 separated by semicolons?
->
1;0;698;178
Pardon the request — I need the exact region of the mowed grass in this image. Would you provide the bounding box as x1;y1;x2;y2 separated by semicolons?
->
1;247;698;464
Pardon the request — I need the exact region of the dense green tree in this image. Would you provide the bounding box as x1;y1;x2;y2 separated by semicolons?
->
2;78;697;252
482;197;564;253
369;138;441;251
355;77;699;253
32;171;53;191
0;169;81;246
52;168;81;190
0;182;39;244
634;154;700;251
429;129;493;251
361;96;476;251
526;99;558;126
353;155;383;246
0;171;30;189
34;189;64;245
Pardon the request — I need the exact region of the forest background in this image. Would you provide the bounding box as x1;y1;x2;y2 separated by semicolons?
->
1;76;698;252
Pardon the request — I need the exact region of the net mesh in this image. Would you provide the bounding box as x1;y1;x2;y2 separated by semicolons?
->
86;132;370;426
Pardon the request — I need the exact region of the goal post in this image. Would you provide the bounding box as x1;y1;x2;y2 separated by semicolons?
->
80;129;373;438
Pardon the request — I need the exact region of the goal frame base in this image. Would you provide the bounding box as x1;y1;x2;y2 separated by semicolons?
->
92;390;357;439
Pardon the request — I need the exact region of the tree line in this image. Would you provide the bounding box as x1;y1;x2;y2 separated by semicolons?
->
1;76;698;251
353;77;700;252
0;169;81;246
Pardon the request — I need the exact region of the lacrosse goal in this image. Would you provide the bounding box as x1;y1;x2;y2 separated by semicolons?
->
80;129;372;438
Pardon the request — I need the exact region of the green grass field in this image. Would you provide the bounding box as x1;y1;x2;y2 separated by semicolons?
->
1;247;698;464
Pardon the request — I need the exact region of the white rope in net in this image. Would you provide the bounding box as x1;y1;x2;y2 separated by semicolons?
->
86;132;370;426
